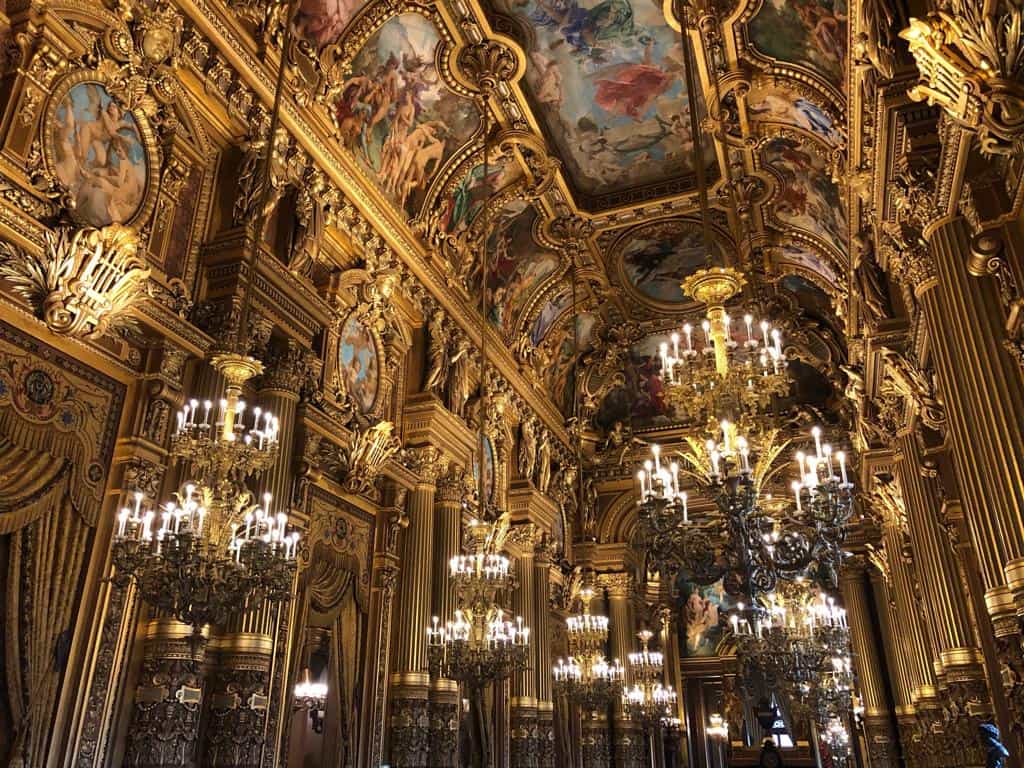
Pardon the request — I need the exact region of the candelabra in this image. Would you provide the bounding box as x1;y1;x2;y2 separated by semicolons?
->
553;588;624;711
624;631;676;730
636;423;854;607
112;354;297;634
659;268;789;429
822;716;852;768
294;669;328;734
427;517;530;691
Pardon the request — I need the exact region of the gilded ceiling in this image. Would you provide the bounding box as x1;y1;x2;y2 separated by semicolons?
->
294;0;851;426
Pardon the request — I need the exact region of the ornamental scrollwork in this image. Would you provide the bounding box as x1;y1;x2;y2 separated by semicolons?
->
326;421;402;497
0;224;148;339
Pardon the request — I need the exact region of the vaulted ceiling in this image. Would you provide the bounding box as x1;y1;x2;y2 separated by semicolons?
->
294;0;853;429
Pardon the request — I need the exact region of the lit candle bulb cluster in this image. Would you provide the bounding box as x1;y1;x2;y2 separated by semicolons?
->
449;552;511;582
789;426;852;513
553;656;583;683
657;313;784;386
637;444;688;517
230;491;300;562
591;656;625;683
174;397;280;451
567;610;610;637
702;419;752;481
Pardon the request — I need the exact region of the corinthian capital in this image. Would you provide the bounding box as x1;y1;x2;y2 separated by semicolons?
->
901;1;1024;156
597;572;633;599
404;445;448;484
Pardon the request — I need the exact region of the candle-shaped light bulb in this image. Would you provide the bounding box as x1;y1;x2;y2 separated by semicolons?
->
702;319;711;345
671;332;680;358
812;426;823;459
837;451;848;485
683;323;693;351
792;480;803;513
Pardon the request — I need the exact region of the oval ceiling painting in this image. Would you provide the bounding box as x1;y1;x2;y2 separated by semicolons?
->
51;82;148;228
333;13;479;217
747;0;847;86
338;315;380;414
619;219;721;305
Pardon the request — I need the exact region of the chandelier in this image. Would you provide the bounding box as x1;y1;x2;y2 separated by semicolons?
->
553;587;624;711
659;269;789;431
636;422;853;606
624;630;677;729
112;355;298;634
427;517;530;690
294;669;328;734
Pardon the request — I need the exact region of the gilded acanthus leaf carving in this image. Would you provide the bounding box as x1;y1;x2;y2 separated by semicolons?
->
0;224;149;338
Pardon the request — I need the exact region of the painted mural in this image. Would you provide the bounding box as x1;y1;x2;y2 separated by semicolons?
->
333;14;478;216
52;82;148;227
746;83;842;146
762;136;846;255
775;242;840;288
435;154;522;238
338;315;380;413
473;434;496;501
545;312;597;412
780;273;836;327
625;330;675;427
619;219;718;304
676;577;735;657
485;204;560;336
293;0;364;48
501;0;700;195
747;0;847;84
530;287;572;345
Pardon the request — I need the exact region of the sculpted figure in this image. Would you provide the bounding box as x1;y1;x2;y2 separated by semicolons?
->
519;417;537;481
537;429;552;493
448;335;473;418
424;309;449;394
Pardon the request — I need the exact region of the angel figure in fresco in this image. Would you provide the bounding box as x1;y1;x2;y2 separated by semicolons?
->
684;589;720;653
794;0;847;71
292;0;361;49
532;0;636;58
531;52;564;107
74;85;132;169
592;36;672;120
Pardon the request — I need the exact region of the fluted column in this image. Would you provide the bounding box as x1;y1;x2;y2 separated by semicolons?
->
430;465;466;768
532;547;556;768
868;565;918;764
840;560;898;768
390;447;445;768
124;619;207;768
601;573;642;768
511;538;538;767
897;433;991;758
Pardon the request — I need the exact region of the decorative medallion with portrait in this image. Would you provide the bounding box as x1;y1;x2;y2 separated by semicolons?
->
338;314;380;414
44;75;157;228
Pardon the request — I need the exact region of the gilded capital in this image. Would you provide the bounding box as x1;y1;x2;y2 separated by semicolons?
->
436;464;473;505
597;572;633;599
404;445;448;485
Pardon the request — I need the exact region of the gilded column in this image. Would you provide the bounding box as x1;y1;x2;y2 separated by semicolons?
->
511;532;539;767
868;566;917;764
840;559;898;768
430;465;466;768
601;573;642;768
533;542;555;768
123;619;207;768
896;433;991;758
390;447;445;767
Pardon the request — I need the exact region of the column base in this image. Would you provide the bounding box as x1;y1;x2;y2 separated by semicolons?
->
582;714;611;768
201;633;273;768
429;680;459;768
510;700;539;768
124;619;207;768
536;702;555;768
390;681;431;768
861;713;898;768
612;721;645;768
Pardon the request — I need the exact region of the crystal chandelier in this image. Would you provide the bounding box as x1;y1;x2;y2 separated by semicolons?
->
553;588;624;711
636;422;853;606
112;355;298;634
427;517;530;690
624;630;677;729
659;270;789;431
294;669;328;734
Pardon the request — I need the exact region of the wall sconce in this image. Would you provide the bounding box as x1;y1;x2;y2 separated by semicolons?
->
294;669;328;734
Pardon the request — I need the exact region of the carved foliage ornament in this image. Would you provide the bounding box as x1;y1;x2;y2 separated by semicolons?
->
901;0;1024;155
0;224;149;338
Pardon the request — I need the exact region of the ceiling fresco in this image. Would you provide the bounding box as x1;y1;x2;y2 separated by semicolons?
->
746;0;847;86
294;0;365;49
774;242;841;291
484;202;562;337
433;153;524;239
761;136;847;258
332;13;479;217
530;286;573;345
492;0;704;201
744;81;843;146
543;311;599;413
615;218;726;306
